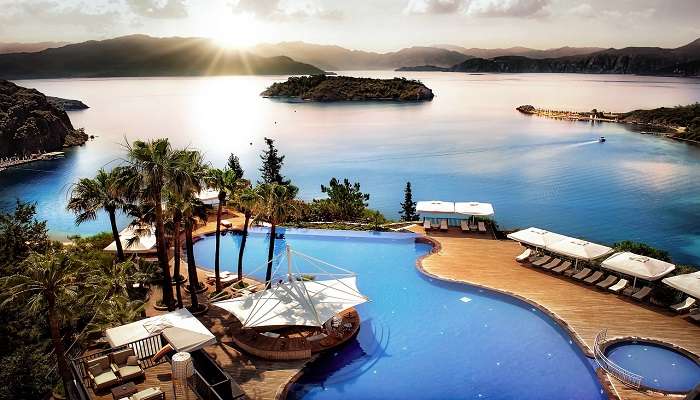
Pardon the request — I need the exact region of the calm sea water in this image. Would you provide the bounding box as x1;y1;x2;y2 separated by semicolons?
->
2;73;700;264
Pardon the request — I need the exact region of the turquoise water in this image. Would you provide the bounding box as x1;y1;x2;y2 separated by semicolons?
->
605;341;700;393
2;73;700;264
194;228;607;399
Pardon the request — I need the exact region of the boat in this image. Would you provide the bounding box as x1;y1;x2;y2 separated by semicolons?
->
599;136;606;143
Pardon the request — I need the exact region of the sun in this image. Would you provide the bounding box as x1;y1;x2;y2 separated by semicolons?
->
209;15;259;49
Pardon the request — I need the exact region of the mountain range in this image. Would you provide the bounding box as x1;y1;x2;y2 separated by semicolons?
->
0;41;68;54
432;44;606;60
0;35;323;79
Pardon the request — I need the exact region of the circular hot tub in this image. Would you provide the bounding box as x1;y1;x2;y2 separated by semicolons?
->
604;340;700;393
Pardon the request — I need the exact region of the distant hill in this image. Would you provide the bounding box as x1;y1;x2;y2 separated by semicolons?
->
251;42;470;70
261;75;434;102
0;35;324;79
0;41;69;54
623;104;700;142
434;44;604;59
445;39;700;76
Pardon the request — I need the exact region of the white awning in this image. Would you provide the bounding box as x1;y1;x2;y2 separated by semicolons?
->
601;252;675;281
547;237;613;260
106;308;216;354
454;202;494;217
212;277;368;328
196;188;220;205
416;201;454;214
507;227;567;249
662;271;700;298
104;225;156;253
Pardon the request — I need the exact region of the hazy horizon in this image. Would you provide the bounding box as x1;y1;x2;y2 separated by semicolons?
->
1;0;699;52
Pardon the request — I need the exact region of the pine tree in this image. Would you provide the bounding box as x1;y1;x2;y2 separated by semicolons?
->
399;181;418;221
258;137;289;185
227;154;244;180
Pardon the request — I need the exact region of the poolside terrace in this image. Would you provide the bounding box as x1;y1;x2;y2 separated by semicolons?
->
412;226;700;399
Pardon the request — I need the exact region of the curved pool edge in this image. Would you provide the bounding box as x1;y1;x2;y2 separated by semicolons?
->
600;336;700;395
412;235;625;400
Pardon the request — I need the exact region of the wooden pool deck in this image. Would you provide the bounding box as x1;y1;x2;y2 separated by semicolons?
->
86;361;197;400
411;226;700;399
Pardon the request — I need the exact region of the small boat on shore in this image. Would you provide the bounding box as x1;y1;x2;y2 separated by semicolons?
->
599;136;606;143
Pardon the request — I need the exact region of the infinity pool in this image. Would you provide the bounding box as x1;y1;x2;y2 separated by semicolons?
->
605;341;700;393
193;228;606;399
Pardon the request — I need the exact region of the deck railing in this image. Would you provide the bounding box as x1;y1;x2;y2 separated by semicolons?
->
594;329;643;389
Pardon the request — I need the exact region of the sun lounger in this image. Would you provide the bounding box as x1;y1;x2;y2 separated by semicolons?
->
439;219;448;231
671;297;697;313
110;348;144;381
631;286;652;301
572;268;592;280
423;219;432;231
206;271;230;279
469;221;477;231
552;261;572;274
86;355;119;390
130;387;164;400
596;275;617;289
689;310;700;323
515;248;532;263
431;220;440;230
531;255;552;267
583;270;604;284
541;258;562;270
460;220;469;233
608;278;628;293
220;219;233;228
478;221;487;233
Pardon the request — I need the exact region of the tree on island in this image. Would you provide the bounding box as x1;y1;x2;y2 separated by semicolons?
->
399;181;419;221
227;154;244;180
259;137;290;185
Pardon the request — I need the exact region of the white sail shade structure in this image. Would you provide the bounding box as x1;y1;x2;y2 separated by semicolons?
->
454;202;494;217
546;237;613;261
213;276;368;328
196;187;220;205
662;271;700;299
106;309;216;355
104;225;156;254
416;200;455;214
601;252;675;281
507;227;567;249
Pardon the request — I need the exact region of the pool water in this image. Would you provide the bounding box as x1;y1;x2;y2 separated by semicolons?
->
193;228;606;399
605;341;700;393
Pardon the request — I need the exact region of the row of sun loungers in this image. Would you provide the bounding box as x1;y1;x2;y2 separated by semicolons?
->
423;219;488;233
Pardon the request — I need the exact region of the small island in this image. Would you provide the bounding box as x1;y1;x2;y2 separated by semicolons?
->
261;75;434;102
396;65;449;72
516;103;700;144
47;96;89;111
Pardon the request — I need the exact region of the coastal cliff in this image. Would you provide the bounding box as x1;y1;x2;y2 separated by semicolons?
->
261;75;434;102
0;80;88;157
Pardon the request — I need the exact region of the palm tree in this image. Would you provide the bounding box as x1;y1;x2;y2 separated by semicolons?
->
234;188;260;281
164;193;185;308
94;259;141;299
206;168;242;292
125;139;193;311
67;168;129;261
181;195;207;311
88;295;145;336
1;251;92;394
255;183;298;287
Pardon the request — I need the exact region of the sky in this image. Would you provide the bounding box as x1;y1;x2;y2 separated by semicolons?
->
0;0;699;51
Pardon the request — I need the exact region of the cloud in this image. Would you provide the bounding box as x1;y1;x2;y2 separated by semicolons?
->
0;1;120;32
404;0;462;15
403;0;549;17
231;0;343;21
126;0;188;19
568;3;594;18
465;0;550;18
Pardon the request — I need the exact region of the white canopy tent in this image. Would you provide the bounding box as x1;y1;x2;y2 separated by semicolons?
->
507;227;567;250
601;252;675;286
196;188;220;205
416;201;454;214
106;308;216;357
212;246;368;328
104;225;156;254
454;202;494;217
662;271;700;299
546;236;613;267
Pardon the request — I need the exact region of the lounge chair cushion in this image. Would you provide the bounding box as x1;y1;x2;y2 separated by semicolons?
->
117;365;143;380
93;370;118;388
88;364;103;376
671;297;696;311
112;348;135;366
127;355;139;366
131;387;163;400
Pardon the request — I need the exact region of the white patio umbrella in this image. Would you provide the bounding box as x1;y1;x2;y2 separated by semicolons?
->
507;227;567;250
602;252;675;287
547;237;613;268
196;187;220;205
104;224;156;254
662;271;700;299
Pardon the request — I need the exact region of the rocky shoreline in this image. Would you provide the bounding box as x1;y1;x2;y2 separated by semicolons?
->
47;96;89;111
